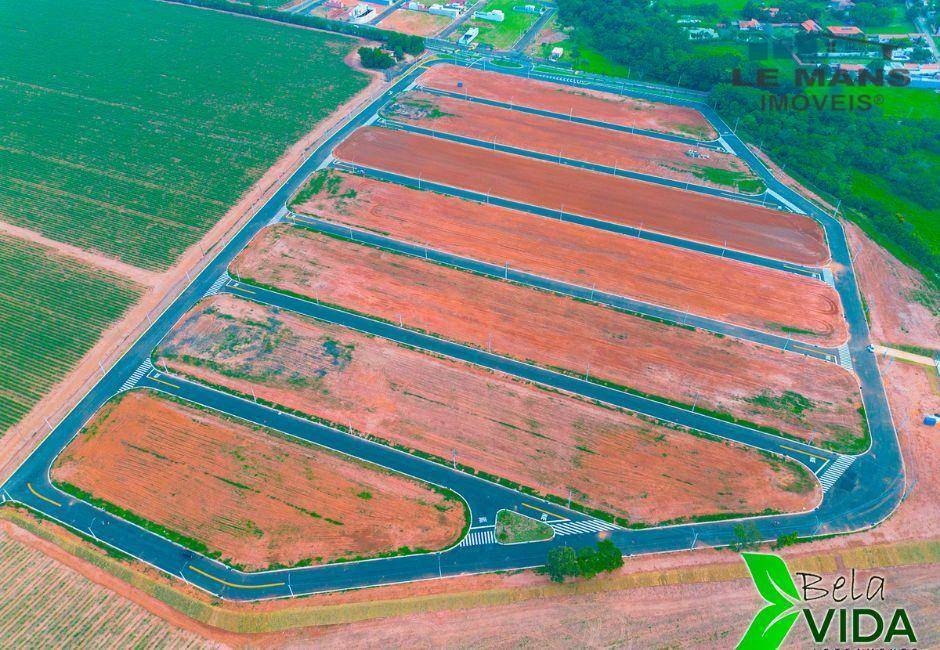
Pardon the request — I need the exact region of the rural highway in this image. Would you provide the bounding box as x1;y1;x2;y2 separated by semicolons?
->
1;56;904;600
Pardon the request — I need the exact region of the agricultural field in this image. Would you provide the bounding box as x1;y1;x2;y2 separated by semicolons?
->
377;8;453;36
291;170;847;345
383;90;764;192
454;0;541;49
419;63;717;138
154;295;819;525
0;0;368;270
0;233;140;435
233;225;865;450
51;390;466;570
0;523;207;647
334;127;831;266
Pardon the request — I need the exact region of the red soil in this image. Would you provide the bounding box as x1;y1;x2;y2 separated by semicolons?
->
385;90;761;192
51;391;464;570
845;221;939;349
236;226;863;448
334;126;830;266
419;64;717;139
155;295;819;524
377;9;452;36
293;171;848;346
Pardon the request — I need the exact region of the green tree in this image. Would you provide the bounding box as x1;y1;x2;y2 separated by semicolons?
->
594;538;625;573
545;546;580;582
729;522;763;551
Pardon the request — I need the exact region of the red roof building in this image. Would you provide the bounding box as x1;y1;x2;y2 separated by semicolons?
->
801;19;821;32
827;25;864;37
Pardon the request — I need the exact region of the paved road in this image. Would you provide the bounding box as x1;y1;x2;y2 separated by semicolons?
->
1;57;904;600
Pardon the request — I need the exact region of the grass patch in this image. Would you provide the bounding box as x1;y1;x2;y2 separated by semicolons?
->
495;509;554;544
459;0;541;49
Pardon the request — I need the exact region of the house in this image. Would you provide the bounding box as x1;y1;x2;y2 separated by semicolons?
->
828;0;855;10
827;25;864;37
474;8;505;21
347;3;374;22
738;18;760;30
903;62;940;77
515;4;542;14
324;0;346;8
837;62;866;78
458;26;479;45
429;3;461;17
406;1;426;9
550;46;564;60
800;19;821;32
765;7;780;17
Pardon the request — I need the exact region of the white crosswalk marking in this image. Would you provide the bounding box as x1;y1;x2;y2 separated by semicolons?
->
458;529;496;547
836;344;854;372
204;272;230;298
818;455;855;493
118;360;152;392
551;519;619;536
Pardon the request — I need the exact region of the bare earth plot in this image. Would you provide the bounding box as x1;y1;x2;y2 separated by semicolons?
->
334;127;831;266
0;233;140;435
377;9;452;36
419;64;717;139
155;295;818;526
51;390;466;570
291;171;847;346
383;90;763;192
235;226;864;450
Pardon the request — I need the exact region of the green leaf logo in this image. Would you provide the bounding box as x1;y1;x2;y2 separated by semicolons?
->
737;553;801;650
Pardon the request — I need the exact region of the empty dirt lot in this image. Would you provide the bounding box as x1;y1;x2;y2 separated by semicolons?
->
235;226;864;450
334;127;829;266
383;90;762;192
51;390;465;570
376;9;451;36
418;64;717;139
154;295;818;525
292;171;847;346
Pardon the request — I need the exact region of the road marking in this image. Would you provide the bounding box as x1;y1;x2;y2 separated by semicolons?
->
817;455;855;493
27;483;61;507
187;565;284;589
204;272;230;298
118;360;152;392
521;503;569;521
148;374;180;389
458;529;497;546
551;519;619;536
229;284;256;295
780;444;829;463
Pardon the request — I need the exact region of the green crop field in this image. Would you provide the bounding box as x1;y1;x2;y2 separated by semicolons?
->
0;234;141;434
0;0;368;271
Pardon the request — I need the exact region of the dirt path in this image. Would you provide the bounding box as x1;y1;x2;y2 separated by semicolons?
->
0;45;388;484
0;218;158;286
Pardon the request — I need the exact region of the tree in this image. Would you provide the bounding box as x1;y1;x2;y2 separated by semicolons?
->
545;546;580;583
358;46;394;70
729;522;763;551
595;538;625;573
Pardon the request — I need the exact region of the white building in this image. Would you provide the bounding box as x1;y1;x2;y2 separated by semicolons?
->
459;26;479;44
474;8;504;21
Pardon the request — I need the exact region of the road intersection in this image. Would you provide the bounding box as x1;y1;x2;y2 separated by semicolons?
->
1;56;904;600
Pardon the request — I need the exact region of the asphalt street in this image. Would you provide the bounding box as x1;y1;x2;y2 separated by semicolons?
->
1;57;904;600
